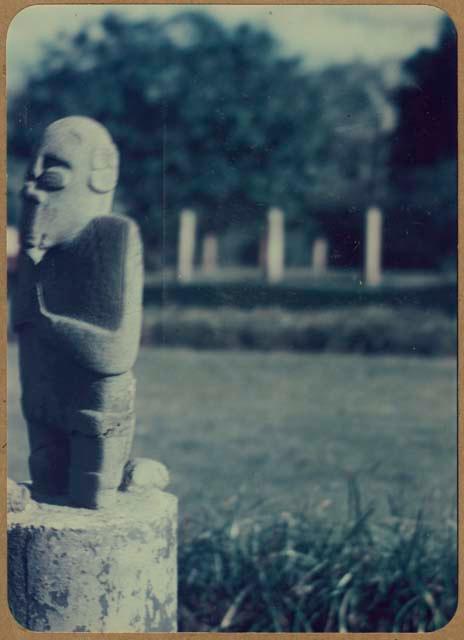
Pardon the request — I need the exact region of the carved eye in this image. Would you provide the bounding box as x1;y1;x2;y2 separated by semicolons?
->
36;167;70;191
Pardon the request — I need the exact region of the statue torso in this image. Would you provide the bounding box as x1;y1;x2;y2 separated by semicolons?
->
14;215;138;427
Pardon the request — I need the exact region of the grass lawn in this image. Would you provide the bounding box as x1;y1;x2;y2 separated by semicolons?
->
7;344;457;529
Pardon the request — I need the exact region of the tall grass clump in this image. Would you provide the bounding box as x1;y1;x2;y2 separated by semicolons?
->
178;485;456;632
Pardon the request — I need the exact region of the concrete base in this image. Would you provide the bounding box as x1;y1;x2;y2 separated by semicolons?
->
8;487;177;632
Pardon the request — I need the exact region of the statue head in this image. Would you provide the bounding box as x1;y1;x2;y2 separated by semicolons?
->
20;116;119;259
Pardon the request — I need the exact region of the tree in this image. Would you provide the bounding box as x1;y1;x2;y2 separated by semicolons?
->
391;16;457;167
387;16;457;269
303;62;396;267
8;12;321;259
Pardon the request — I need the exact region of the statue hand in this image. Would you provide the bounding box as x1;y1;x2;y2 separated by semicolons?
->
13;252;41;328
8;478;32;513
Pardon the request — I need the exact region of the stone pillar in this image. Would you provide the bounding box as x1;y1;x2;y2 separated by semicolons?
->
312;237;328;275
364;206;383;286
201;233;218;273
265;208;285;283
8;488;177;632
178;209;196;283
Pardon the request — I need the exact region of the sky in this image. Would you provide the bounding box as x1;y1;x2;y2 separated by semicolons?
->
7;4;444;92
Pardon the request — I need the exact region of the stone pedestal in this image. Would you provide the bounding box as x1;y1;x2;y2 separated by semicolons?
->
178;209;197;283
364;206;383;287
8;488;177;632
265;208;285;283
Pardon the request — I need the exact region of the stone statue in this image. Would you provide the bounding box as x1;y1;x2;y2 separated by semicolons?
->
13;116;144;509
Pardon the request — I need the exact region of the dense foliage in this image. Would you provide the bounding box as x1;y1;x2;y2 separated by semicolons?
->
391;18;457;167
7;12;457;269
8;13;321;252
386;17;457;268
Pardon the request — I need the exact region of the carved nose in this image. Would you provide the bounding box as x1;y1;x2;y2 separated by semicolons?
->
21;184;47;205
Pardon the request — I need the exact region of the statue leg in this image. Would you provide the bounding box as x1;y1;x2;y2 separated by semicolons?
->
69;415;135;509
27;420;70;497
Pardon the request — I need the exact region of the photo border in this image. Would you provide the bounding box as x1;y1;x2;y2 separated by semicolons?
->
1;0;461;638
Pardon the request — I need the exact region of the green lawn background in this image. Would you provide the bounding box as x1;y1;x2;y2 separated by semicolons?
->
7;345;457;527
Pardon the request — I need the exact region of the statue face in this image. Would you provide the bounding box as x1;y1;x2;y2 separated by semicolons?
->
20;117;118;254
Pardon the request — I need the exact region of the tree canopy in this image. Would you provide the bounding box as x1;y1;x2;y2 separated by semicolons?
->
8;12;321;248
386;15;457;269
391;16;457;167
8;11;456;270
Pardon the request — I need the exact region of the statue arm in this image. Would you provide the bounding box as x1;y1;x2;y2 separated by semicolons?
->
36;220;143;375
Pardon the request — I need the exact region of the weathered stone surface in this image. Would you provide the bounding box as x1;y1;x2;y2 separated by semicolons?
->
13;117;144;509
8;489;177;632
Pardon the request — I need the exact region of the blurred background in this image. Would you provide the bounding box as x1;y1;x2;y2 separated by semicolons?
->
7;5;457;276
7;5;458;632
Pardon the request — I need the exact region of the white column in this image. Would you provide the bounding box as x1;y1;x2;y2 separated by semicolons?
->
364;206;383;286
201;233;218;273
177;209;196;283
312;237;328;275
265;208;285;283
